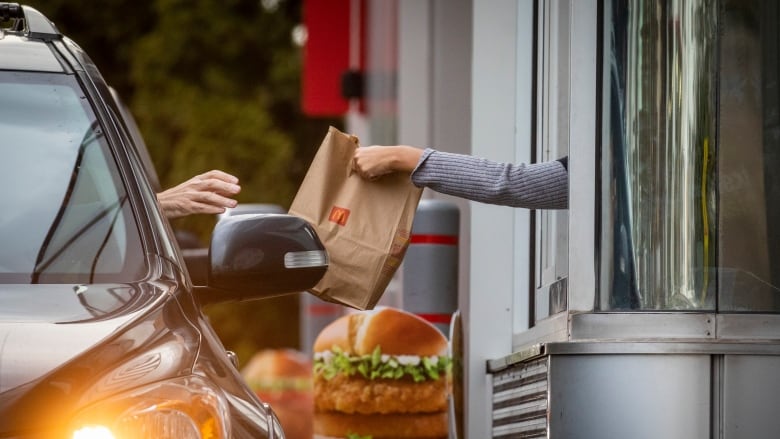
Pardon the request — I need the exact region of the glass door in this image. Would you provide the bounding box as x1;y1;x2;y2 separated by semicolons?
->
600;0;780;312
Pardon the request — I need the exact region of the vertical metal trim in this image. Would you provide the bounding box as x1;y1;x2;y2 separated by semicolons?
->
529;0;540;329
711;354;724;439
714;0;722;313
567;0;598;312
593;0;604;311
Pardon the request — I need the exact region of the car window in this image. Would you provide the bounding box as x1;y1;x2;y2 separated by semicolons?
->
0;71;146;284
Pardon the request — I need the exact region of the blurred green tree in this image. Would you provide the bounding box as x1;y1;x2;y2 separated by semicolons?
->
24;0;342;363
130;0;307;238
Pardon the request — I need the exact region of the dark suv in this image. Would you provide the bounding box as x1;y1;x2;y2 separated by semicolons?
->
0;4;327;438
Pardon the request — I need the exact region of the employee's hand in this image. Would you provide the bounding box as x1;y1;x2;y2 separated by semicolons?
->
157;170;241;219
352;145;423;180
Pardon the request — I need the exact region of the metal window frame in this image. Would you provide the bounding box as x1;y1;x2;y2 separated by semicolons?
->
512;0;599;350
532;0;573;326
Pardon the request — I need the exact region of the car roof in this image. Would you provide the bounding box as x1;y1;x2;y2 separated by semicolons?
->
0;34;64;72
0;3;64;72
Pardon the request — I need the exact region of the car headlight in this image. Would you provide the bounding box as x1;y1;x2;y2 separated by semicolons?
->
69;375;230;439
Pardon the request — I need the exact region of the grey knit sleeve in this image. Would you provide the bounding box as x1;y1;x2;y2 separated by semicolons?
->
410;148;568;209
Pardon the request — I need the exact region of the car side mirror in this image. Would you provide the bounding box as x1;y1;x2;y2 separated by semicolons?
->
194;214;328;304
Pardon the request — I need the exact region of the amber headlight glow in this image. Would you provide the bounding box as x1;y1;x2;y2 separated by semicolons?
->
70;376;230;439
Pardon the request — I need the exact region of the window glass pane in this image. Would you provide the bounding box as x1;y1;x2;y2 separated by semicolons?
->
601;0;718;310
603;0;780;312
718;0;780;311
0;72;145;284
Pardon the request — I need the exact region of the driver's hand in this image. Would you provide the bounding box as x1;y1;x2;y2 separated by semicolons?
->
157;170;241;219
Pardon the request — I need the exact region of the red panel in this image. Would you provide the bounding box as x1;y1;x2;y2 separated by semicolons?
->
302;0;351;116
415;313;453;324
410;234;459;246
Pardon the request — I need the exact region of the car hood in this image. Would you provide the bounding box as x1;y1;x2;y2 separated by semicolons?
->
0;281;201;432
0;282;156;324
0;282;161;392
0;317;135;394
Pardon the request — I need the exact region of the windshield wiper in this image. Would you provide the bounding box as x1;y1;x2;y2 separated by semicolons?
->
31;121;105;283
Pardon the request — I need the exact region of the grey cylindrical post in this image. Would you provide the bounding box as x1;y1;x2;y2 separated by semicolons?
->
300;293;344;355
403;199;459;335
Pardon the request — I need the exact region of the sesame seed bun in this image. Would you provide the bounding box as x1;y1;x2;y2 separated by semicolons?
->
313;307;447;356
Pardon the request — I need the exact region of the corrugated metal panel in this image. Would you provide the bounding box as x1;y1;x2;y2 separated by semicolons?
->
491;356;548;438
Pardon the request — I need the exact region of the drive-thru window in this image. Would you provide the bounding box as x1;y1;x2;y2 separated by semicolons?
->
330;0;780;437
492;1;780;438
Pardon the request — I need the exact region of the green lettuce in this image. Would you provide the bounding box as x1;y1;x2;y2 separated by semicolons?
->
314;346;451;382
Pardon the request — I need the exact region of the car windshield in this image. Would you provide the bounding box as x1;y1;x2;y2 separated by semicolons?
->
0;71;146;284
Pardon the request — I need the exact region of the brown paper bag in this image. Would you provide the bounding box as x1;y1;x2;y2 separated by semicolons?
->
288;126;423;310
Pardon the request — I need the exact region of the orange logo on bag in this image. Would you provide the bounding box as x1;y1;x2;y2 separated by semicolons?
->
329;206;350;226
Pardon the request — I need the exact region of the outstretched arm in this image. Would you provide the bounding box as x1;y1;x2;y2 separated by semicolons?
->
352;145;568;209
410;149;568;209
157;169;241;219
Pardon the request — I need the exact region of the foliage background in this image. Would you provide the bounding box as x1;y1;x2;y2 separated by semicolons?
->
24;0;343;364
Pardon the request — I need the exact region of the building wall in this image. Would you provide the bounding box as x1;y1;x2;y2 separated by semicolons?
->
349;1;534;437
469;1;535;437
397;0;473;338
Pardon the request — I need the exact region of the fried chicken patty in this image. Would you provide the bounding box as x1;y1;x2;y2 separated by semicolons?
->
313;411;448;439
314;373;448;414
